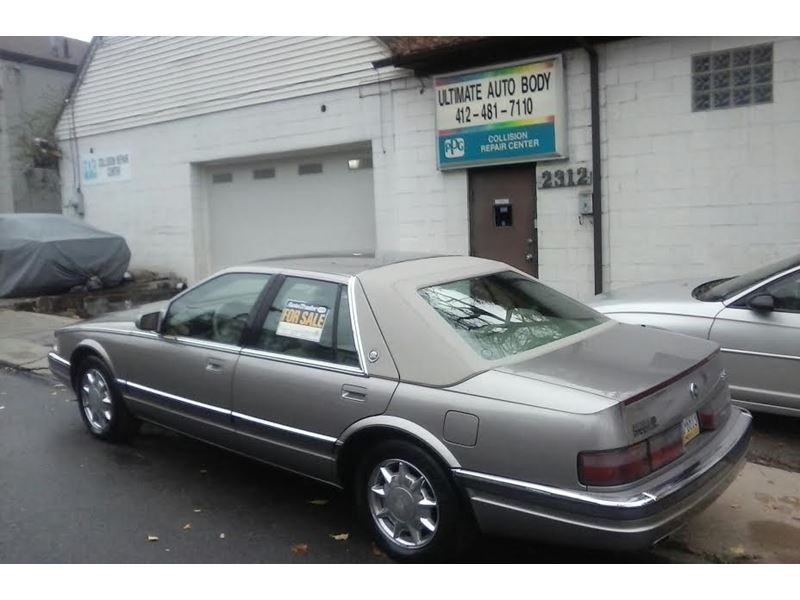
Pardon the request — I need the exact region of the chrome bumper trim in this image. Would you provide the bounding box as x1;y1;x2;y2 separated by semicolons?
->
454;408;752;521
48;352;70;368
48;352;72;384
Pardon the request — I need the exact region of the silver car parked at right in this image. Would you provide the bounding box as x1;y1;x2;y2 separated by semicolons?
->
590;254;800;418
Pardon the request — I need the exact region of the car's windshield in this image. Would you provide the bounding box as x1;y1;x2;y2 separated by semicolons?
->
418;271;607;361
695;254;800;301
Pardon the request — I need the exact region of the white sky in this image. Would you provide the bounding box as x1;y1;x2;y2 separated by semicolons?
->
2;1;799;37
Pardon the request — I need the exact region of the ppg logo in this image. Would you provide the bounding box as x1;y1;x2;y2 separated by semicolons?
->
444;138;465;159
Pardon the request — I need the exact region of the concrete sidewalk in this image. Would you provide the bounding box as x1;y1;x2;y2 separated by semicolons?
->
662;462;800;562
0;309;77;372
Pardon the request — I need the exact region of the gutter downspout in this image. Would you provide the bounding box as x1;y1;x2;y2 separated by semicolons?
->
579;40;603;295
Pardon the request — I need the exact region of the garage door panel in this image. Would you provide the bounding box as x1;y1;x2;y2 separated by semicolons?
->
207;151;375;271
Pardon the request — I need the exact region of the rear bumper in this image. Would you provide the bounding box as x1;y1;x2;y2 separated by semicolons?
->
453;407;752;552
48;352;72;386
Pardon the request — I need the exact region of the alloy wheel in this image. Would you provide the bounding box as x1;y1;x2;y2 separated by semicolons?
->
367;458;439;549
80;368;113;433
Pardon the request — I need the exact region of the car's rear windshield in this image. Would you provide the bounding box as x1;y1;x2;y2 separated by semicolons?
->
418;271;607;361
695;253;800;301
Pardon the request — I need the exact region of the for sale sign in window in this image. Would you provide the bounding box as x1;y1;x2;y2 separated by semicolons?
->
434;56;568;170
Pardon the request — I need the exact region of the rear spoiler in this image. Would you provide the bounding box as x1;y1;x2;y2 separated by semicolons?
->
622;349;720;406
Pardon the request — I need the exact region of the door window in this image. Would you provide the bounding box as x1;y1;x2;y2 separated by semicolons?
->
761;271;800;312
162;273;271;345
251;277;360;367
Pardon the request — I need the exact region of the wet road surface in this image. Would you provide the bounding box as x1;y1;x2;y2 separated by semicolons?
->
1;367;754;563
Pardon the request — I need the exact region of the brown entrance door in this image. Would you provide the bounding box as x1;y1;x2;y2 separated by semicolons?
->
468;164;537;276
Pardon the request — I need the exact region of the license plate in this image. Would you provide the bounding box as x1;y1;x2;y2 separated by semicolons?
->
682;413;700;446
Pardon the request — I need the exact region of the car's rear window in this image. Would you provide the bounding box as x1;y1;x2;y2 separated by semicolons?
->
419;271;607;361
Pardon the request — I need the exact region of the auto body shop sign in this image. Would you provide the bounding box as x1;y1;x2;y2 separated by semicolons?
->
81;151;132;185
435;57;567;169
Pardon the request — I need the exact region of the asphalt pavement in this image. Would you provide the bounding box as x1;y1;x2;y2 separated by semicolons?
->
0;367;669;563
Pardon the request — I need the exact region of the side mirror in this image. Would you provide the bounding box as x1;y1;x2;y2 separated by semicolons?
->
135;311;163;332
747;294;774;312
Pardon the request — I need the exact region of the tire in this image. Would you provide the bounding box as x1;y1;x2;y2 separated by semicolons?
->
354;439;475;562
75;356;140;442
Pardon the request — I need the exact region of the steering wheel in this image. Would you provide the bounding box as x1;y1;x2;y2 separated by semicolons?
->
212;302;251;344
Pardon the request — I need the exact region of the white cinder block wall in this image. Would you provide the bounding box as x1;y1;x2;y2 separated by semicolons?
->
60;78;471;282
535;49;596;300
59;36;800;295
372;79;469;256
599;36;800;291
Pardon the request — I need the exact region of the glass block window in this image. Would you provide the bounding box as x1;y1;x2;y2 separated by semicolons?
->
692;44;773;111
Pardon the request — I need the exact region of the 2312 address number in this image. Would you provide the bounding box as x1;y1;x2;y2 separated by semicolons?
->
538;167;592;189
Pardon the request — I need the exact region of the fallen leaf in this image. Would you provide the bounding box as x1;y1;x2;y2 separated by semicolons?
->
730;545;746;556
219;533;226;539
290;543;309;556
308;499;329;506
147;535;159;542
371;542;385;558
768;480;775;485
329;533;349;541
183;523;192;530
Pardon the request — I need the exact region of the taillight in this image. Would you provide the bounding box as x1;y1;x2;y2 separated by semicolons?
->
648;425;684;471
578;442;650;486
699;403;730;430
579;423;697;486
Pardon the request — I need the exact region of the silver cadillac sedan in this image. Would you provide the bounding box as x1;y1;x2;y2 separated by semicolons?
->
589;253;800;418
49;254;751;560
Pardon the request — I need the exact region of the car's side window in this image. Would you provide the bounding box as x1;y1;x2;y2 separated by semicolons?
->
251;276;360;367
162;273;271;345
761;271;800;312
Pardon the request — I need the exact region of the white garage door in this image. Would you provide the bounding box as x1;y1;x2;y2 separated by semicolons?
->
206;149;375;272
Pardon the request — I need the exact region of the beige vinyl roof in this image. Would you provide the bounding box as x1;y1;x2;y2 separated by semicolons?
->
356;255;516;387
238;253;575;387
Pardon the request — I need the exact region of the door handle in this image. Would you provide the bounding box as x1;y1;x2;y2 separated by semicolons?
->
206;358;225;372
341;384;367;402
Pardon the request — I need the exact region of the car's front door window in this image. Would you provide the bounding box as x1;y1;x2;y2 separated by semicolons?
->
162;273;271;345
251;276;360;367
762;271;800;312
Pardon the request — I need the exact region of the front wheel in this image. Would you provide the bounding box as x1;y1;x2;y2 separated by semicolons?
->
76;356;140;442
355;439;475;561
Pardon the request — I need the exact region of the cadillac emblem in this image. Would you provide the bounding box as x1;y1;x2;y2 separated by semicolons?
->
689;382;700;400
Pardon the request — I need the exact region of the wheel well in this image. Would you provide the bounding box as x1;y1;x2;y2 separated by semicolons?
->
69;347;102;389
336;426;455;492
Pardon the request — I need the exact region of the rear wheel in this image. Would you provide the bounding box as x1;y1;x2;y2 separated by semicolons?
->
76;356;140;442
355;439;474;561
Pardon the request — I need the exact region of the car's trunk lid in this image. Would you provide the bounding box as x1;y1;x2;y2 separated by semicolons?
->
497;322;724;444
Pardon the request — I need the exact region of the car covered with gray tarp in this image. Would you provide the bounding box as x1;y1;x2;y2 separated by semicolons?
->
0;214;130;298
